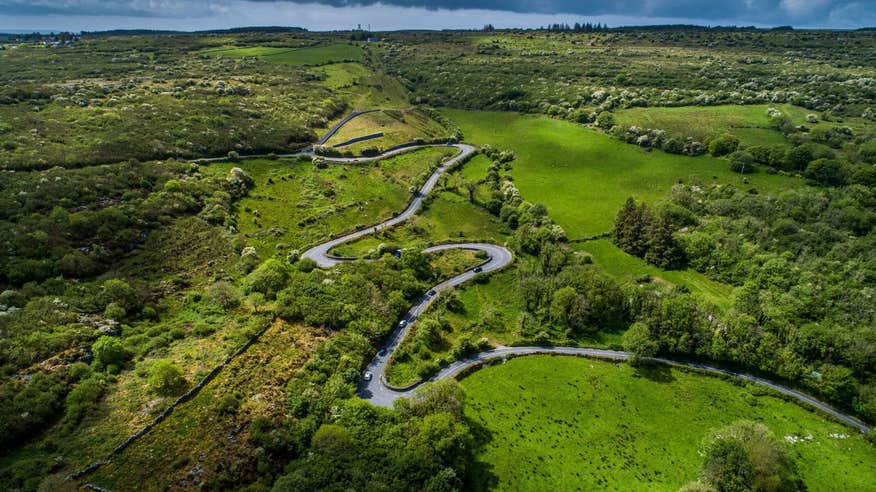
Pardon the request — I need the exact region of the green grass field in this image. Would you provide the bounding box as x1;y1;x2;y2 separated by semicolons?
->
332;190;510;258
462;356;876;492
614;105;792;145
614;104;876;149
444;110;807;239
460;153;493;182
200;43;363;66
316;62;372;89
574;240;735;311
325;108;452;154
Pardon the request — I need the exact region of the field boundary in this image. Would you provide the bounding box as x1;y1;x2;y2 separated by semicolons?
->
66;319;274;481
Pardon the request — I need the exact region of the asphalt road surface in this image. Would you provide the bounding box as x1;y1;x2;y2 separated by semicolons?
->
301;143;476;268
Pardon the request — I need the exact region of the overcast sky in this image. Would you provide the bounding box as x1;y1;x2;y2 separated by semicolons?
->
1;0;874;32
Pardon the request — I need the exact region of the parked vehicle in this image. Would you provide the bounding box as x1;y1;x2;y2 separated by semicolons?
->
363;371;373;381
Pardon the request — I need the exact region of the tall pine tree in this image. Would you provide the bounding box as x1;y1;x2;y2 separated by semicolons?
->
614;197;651;257
645;212;684;268
615;197;682;267
614;197;638;252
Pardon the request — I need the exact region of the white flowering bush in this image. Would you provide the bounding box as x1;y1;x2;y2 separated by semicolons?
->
241;246;258;260
227;167;253;191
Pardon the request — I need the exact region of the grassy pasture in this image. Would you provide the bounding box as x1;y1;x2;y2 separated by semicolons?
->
445;110;806;239
316;62;371;89
310;63;412;118
574;239;735;311
325;108;452;153
614;104;789;144
331;189;509;258
428;249;483;279
202;147;456;256
384;261;625;387
200;43;363;65
462;355;876;492
614;103;876;148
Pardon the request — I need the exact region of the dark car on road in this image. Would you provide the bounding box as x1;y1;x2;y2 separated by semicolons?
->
474;266;483;273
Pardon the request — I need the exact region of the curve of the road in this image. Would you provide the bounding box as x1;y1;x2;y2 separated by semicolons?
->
300;113;871;434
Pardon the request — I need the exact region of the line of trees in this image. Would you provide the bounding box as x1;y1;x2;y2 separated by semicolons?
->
541;22;608;33
482;22;609;33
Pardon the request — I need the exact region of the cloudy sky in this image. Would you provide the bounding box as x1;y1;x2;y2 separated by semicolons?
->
1;0;874;32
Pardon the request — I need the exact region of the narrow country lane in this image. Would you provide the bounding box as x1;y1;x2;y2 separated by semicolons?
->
303;110;871;434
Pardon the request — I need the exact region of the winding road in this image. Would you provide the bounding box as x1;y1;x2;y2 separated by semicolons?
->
299;113;872;434
302;143;478;267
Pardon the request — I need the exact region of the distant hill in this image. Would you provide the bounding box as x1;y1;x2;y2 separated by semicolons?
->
81;26;307;36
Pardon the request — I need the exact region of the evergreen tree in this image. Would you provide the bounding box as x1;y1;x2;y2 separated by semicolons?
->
631;202;652;257
614;197;652;257
614;197;637;252
645;212;684;268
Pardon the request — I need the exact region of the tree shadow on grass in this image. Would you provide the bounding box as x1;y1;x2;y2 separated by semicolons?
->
633;363;676;384
464;415;498;491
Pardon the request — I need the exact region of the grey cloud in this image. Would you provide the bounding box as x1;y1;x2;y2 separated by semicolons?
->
231;0;876;25
0;0;873;27
0;0;216;17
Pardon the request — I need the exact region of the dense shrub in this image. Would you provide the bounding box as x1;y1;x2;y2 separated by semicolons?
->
92;336;130;371
147;360;186;396
99;279;141;313
103;302;126;320
783;144;814;171
708;134;739;157
64;375;106;424
297;257;318;273
595;112;615;129
207;281;241;310
664;183;876;411
728;151;754;174
860;140;876;164
245;259;291;298
748;145;787;167
698;421;802;492
804;158;846;186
